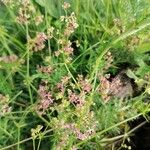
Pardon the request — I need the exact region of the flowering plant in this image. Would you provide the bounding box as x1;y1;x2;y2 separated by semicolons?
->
0;0;150;150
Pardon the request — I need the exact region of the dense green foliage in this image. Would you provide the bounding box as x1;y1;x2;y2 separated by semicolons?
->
0;0;150;149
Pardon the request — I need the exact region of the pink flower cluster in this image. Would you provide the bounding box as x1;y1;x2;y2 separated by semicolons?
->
56;76;70;94
99;71;133;102
16;0;35;24
0;54;18;63
63;123;95;141
99;76;111;102
32;32;47;52
34;15;44;26
64;41;74;55
62;2;71;10
103;51;113;71
54;2;78;59
37;84;53;115
77;75;92;93
68;89;84;107
37;65;53;74
0;94;12;117
64;12;79;36
55;40;74;57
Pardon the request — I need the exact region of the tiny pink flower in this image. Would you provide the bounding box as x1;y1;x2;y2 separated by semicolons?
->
33;32;47;52
37;84;53;115
0;54;18;63
37;65;53;74
68;90;84;107
62;2;71;10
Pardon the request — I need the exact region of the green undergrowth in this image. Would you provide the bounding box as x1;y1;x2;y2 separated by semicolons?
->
0;0;150;150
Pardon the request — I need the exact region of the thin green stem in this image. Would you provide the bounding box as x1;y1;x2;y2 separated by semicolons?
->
25;23;29;77
0;137;32;150
64;63;81;91
0;129;53;150
37;138;42;150
0;126;13;138
33;139;36;150
45;0;51;56
17;127;20;150
25;23;33;104
100;120;146;143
